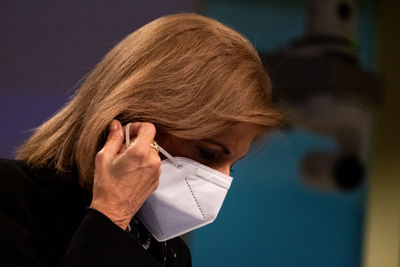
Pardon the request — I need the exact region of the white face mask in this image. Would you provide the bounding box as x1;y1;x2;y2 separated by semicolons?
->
125;125;233;242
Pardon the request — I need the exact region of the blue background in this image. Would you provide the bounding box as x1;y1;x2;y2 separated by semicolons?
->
188;1;377;266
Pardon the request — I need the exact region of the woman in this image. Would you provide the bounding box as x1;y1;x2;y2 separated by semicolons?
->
0;13;282;266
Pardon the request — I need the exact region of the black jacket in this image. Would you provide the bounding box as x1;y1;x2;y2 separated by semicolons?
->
0;158;191;266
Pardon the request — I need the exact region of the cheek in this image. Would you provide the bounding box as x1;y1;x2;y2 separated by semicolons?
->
157;135;193;158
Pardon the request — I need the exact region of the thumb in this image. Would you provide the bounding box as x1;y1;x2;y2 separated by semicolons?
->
101;120;124;157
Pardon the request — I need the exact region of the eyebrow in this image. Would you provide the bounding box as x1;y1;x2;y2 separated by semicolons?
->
202;139;231;155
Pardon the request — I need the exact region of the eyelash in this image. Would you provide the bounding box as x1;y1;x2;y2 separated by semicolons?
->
198;147;234;173
198;147;218;161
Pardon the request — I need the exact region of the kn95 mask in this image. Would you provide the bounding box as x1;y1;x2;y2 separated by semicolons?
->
125;124;233;242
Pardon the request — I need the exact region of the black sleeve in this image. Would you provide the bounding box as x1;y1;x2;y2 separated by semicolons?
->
61;208;160;267
0;159;161;267
0;207;160;267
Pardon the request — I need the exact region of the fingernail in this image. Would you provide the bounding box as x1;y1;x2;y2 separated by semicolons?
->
110;120;118;131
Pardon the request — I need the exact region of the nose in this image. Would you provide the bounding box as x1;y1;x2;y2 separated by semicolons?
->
216;164;231;176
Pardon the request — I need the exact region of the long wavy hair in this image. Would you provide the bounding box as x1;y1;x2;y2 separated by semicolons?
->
16;13;283;188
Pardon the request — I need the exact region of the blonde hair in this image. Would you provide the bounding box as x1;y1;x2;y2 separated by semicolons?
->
16;13;283;188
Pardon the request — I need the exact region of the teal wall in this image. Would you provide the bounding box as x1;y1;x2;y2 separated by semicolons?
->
189;1;377;266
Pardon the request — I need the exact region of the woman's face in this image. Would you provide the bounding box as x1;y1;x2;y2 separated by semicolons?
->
157;122;261;175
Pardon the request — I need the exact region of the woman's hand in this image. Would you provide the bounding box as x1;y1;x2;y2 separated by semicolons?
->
89;120;161;230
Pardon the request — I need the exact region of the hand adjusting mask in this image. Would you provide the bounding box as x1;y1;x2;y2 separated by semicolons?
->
126;124;233;241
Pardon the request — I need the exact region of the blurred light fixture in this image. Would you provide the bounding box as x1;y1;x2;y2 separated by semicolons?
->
262;0;383;191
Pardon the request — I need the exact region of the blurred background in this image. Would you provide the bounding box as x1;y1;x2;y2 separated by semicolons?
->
1;0;399;266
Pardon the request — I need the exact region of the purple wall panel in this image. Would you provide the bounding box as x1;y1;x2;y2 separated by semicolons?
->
0;0;200;158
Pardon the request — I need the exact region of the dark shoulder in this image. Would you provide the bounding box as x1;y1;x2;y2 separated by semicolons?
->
0;158;49;223
0;157;80;191
0;158;37;193
0;158;30;176
0;159;85;265
0;157;88;240
0;158;76;210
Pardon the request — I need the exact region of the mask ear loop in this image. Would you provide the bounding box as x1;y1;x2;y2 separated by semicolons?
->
125;123;181;168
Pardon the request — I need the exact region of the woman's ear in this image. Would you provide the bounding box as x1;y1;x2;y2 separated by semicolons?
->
155;129;169;147
154;130;170;161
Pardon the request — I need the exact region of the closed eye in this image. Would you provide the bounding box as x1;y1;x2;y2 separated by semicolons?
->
198;147;218;161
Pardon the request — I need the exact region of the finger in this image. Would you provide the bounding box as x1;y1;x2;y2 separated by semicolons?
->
127;122;157;147
126;122;157;157
101;120;124;157
118;143;127;155
117;122;143;155
117;124;130;155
